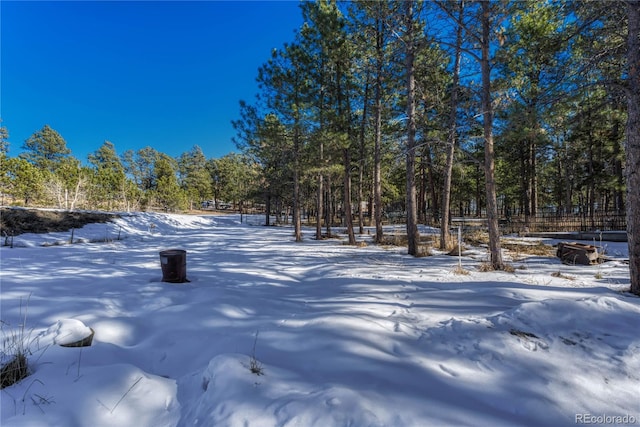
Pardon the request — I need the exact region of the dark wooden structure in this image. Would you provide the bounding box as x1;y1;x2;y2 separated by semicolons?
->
556;242;602;265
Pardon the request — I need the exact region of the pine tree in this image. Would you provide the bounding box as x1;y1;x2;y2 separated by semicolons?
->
436;0;464;250
20;125;72;174
0;121;8;155
88;141;127;210
153;154;185;211
480;0;504;269
302;0;358;244
349;0;401;243
0;123;9;205
178;145;212;210
4;157;44;206
208;153;256;212
256;39;312;241
403;0;421;256
233;103;294;224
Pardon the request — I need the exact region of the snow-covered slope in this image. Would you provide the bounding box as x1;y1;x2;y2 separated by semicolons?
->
1;212;636;426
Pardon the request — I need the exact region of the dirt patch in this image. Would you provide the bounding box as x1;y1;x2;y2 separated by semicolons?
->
0;208;116;236
378;233;437;247
502;241;555;256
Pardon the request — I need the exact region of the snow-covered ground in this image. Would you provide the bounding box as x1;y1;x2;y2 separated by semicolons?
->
0;212;637;427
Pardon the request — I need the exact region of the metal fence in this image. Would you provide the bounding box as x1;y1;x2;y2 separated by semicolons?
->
503;213;627;233
290;210;627;234
433;212;627;234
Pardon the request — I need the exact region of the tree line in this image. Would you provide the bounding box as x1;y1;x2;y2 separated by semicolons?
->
1;0;638;292
0;124;257;213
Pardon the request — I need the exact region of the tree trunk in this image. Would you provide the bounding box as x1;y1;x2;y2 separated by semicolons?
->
358;79;370;235
405;0;420;256
335;49;356;244
481;0;503;269
70;174;84;211
611;109;625;214
316;66;327;241
530;132;538;216
586;104;596;224
626;0;640;295
293;126;302;242
475;163;482;217
440;0;463;250
316;129;324;239
419;151;427;223
424;142;439;224
325;174;333;237
357;155;365;234
265;191;271;226
344;148;356;245
316;169;324;239
374;12;384;244
563;137;573;214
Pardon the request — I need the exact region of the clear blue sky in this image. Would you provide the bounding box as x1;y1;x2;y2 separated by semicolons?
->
1;1;303;162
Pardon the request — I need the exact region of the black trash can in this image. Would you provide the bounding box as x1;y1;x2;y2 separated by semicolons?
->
160;249;187;283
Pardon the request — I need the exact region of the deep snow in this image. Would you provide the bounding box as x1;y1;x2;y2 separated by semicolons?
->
0;212;637;427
